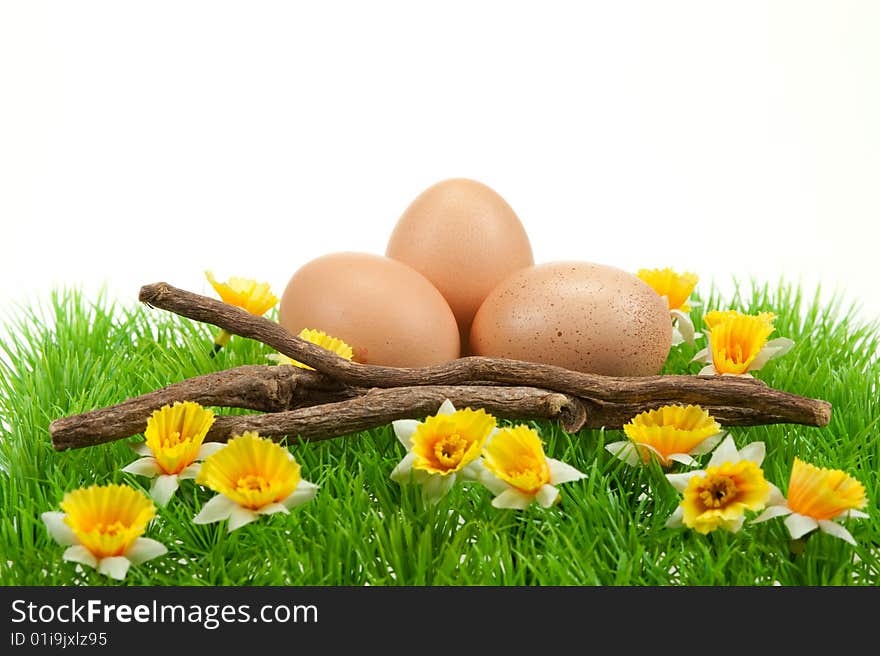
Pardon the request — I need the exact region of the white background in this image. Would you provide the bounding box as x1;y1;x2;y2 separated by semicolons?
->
2;1;879;327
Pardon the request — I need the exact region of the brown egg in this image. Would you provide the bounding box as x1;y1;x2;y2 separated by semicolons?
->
386;178;534;353
469;261;672;376
277;252;460;368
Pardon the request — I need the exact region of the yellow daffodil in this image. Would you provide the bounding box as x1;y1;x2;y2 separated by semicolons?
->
665;435;770;534
390;399;497;504
267;328;354;369
605;404;724;468
478;425;586;509
41;484;167;580
122;401;223;506
193;432;317;532
751;458;868;545
638;268;700;345
205;271;278;351
691;309;794;376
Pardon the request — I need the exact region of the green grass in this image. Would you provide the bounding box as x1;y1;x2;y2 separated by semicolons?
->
0;280;877;586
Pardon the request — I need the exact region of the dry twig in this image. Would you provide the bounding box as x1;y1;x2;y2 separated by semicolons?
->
48;281;832;451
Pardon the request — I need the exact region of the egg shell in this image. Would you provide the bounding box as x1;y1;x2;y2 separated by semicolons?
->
469;261;673;376
277;252;460;368
386;178;534;352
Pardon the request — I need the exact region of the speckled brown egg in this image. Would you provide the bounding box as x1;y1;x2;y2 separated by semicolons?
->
277;252;460;368
386;178;534;353
469;261;672;376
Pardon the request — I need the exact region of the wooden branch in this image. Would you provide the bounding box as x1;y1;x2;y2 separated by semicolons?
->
49;365;357;451
52;386;585;450
45;280;834;453
136;281;831;419
204;393;822;445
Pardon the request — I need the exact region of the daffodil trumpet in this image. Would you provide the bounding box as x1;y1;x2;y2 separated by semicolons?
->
605;404;724;468
205;271;278;354
750;458;868;546
193;431;318;532
122;401;222;506
637;268;700;346
390;399;497;504
478;424;586;509
267;328;354;369
41;484;167;581
665;435;770;534
691;310;794;376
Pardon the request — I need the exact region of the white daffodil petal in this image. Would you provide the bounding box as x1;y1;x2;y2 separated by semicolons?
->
459;459;486;482
784;513;819;540
737;441;766;466
766;483;787;506
98;556;132;581
671;329;685;346
121;457;162;478
129;442;153;457
62;545;98;569
197;442;227;460
667;453;697;466
691;347;710;364
547;459;586;485
41;511;79;546
690;432;724;456
422;474;456;504
193;494;236;525
751;505;792;524
605;441;641;467
671;310;696;346
839;509;870;520
666;471;702;493
391;419;421;448
749;337;795;371
437;399;457;416
818;519;857;546
766;336;795;356
698;364;718;376
282;480;319;509
478;470;510;496
178;463;201;480
390;452;417;484
707;435;740;468
491;489;534;510
535;484;560;508
227;506;259;532
125;538;168;565
665;506;684;528
150;475;180;507
255;502;289;516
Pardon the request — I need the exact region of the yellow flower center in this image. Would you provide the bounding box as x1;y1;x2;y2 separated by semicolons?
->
144;401;216;475
61;484;156;558
681;461;770;534
195;432;301;510
623;404;721;466
273;329;354;369
434;433;469;468
637;268;698;311
482;425;551;495
706;311;775;375
411;408;496;476
698;476;737;508
786;458;867;520
205;271;278;316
